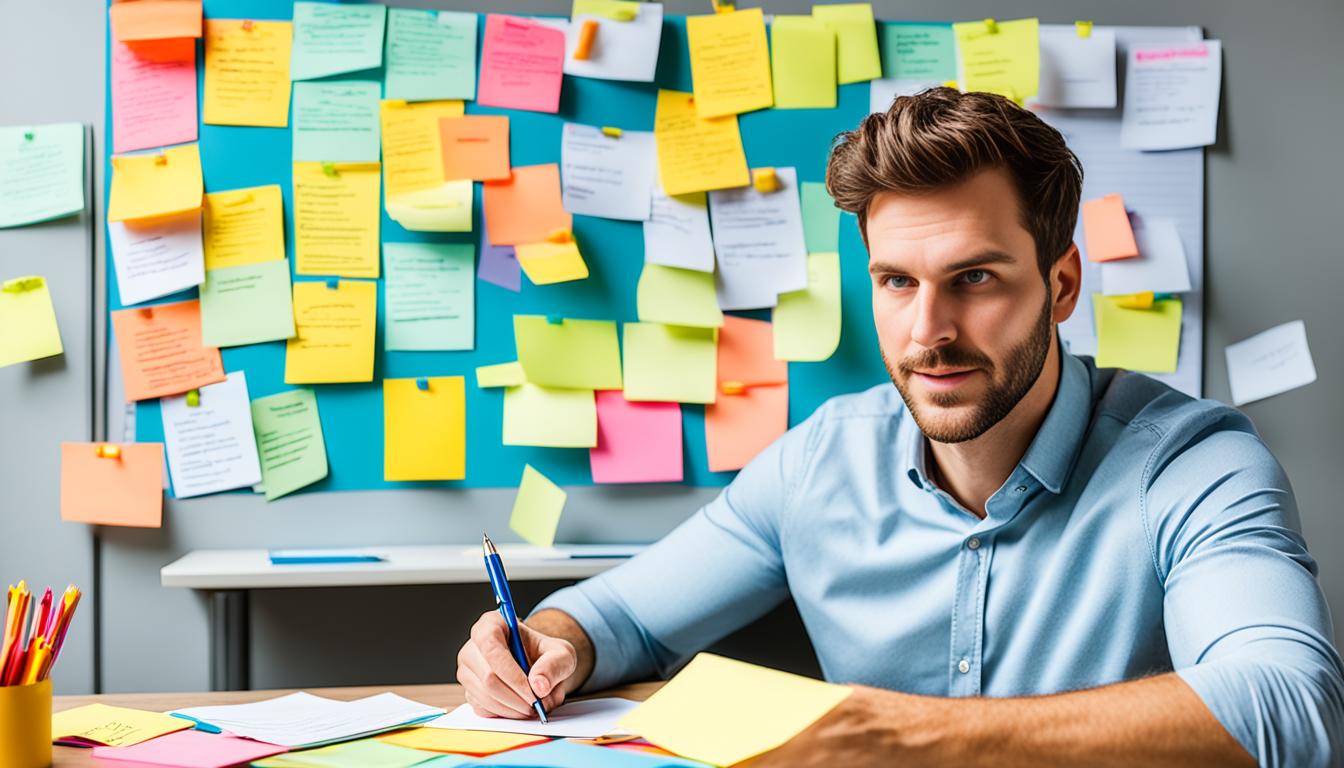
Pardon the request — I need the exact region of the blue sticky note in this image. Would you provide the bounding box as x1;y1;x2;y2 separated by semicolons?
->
291;2;387;81
292;81;382;162
472;738;711;767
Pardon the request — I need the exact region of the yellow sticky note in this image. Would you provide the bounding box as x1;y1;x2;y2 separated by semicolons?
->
0;276;63;368
637;264;724;328
385;180;473;233
108;144;203;222
509;465;566;548
514;316;622;390
377;728;544;755
285;279;377;384
380;99;465;198
573;0;641;21
653;89;750;196
293;162;381;279
384;377;466;481
622;322;717;404
475;361;525;388
770;16;836;109
1094;294;1182;373
812;3;881;84
686;7;773;118
773;252;841;361
618;653;853;767
503;383;597;448
52;703;192;747
516;238;590;285
203;20;293;127
203;185;285;270
952;18;1039;103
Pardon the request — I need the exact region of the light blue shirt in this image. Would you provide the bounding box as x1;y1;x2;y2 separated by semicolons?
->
538;350;1344;766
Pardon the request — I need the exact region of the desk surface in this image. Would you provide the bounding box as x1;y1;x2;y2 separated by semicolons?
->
51;681;663;767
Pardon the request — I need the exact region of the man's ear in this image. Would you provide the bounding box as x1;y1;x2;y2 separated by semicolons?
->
1051;243;1082;324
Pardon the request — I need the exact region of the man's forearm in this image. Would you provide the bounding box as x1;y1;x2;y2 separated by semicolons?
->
525;608;596;694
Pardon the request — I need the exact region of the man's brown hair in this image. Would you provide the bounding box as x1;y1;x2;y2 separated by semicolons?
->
826;87;1084;279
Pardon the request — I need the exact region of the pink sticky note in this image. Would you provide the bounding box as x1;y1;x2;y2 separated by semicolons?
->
590;391;683;483
111;38;199;154
91;730;287;768
478;14;565;113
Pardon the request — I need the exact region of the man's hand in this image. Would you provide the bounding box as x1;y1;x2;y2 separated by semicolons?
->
455;610;580;719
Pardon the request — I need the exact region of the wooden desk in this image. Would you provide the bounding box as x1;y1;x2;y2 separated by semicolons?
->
51;681;663;767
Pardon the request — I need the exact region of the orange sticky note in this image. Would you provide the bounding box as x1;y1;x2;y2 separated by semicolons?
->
705;316;788;472
110;0;202;42
110;300;225;402
60;443;164;528
439;115;511;181
1081;193;1139;262
483;164;571;246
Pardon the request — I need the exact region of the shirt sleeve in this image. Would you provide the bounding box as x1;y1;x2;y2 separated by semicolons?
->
1146;410;1344;768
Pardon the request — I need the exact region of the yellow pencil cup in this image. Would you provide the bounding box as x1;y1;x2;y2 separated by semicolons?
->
0;679;52;768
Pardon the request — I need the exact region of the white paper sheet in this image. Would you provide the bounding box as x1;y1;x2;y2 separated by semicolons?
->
561;123;656;221
427;697;639;739
1120;40;1222;150
1035;25;1117;108
562;3;663;82
1225;321;1317;406
1100;217;1191;295
172;692;444;749
109;209;205;306
160;371;262;498
709;166;808;310
868;78;940;114
644;181;715;272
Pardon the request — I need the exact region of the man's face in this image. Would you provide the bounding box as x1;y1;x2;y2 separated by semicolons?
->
866;169;1073;444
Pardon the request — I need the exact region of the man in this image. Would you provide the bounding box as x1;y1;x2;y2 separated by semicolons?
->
456;88;1343;766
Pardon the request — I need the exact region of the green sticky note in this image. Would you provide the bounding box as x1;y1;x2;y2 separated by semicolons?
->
250;388;328;502
476;361;525;388
291;1;387;81
503;384;597;448
0;276;63;367
1094;294;1182;373
880;23;957;81
514;316;622;390
637;264;723;329
509;465;567;549
252;737;436;768
622;322;717;404
774;252;842;362
200;260;295;348
0;123;85;228
812;4;882;84
385;9;478;101
385;242;474;351
800;182;840;253
292;81;381;163
770;16;836;110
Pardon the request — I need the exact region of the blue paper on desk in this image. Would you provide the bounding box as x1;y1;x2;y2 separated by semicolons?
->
468;738;710;767
269;548;387;565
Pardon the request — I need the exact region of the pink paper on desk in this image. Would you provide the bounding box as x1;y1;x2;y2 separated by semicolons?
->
90;730;287;768
478;14;565;113
590;391;683;484
111;38;198;154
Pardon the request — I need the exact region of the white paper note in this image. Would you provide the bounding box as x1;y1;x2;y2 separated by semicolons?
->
560;123;656;221
1225;321;1317;406
563;3;663;82
1036;25;1117;108
1100;217;1192;296
427;697;639;739
1120;40;1222;150
172;692;444;749
161;371;263;498
644;181;715;272
709;166;808;310
869;78;940;114
109;209;205;306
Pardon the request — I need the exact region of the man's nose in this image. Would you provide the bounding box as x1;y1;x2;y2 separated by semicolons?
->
908;286;957;350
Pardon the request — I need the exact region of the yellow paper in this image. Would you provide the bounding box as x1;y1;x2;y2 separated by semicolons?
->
293;161;381;279
622;322;717;404
1094;294;1182;373
514;316;622;390
773;252;841;361
108;144;203;222
618;653;853;767
637;264;724;328
516;238;590;285
509;465;566;548
51;703;192;747
812;3;881;84
573;0;641;21
502;383;597;448
203;20;293;127
384;377;466;481
0;276;63;368
770;16;836;110
202;185;285;270
952;18;1040;103
377;727;542;754
385;180;473;233
686;8;774;118
284;279;377;384
653;89;749;196
475;361;525;388
380;99;465;198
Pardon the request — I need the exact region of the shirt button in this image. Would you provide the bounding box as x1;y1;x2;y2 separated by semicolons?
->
1014;485;1027;493
967;537;981;550
958;659;970;674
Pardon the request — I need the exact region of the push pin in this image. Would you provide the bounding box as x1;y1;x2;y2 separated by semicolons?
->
326;278;340;289
1075;20;1093;38
752;168;780;193
242;19;254;31
574;19;599;60
416;378;429;391
601;126;623;138
545;228;573;244
186;389;201;407
720;380;746;395
322;162;338;177
546;315;565;325
154;151;167;165
95;444;121;459
984;18;998;34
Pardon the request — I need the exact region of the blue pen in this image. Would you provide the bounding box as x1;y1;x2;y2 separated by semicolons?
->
482;533;549;723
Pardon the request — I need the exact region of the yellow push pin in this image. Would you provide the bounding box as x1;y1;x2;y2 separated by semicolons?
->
720;381;746;395
95;444;121;459
600;126;623;138
984;18;998;34
1075;20;1094;38
186;389;201;407
752;168;780;193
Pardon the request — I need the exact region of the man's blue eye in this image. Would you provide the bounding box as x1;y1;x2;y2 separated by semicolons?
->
885;276;911;289
962;270;989;284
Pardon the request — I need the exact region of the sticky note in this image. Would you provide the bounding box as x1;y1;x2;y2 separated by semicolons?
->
769;16;836;110
376;727;544;756
564;1;663;83
1094;295;1182;373
483;164;571;245
812;4;881;84
384;242;474;351
291;1;387;81
653;90;749;196
952;18;1040;103
293;162;381;278
686;8;773;118
285;279;377;384
560;123;656;221
503;384;597;448
645;184;714;272
472;737;704;767
880;23;957;81
90;730;287;767
1081;193;1139;262
384;9;478;101
52;703;192;748
109;0;201;41
479;226;521;292
292;81;381;163
60;442;164;528
773;252;841;361
1037;24;1117;109
475;361;525;388
109;210;204;307
1225;320;1317;407
381;99;466;197
0;276;63;367
515;316;622;390
637;264;723;328
111;299;225;401
251;388;328;501
385;180;473;233
110;38;198;154
1100;217;1192;296
203;19;293;127
591;391;683;484
439;115;511;181
200;260;295;348
384;377;466;481
107;143;203;223
161;371;263;498
203;185;285;271
0;123;85;229
800;182;840;253
478;14;566;113
516;237;590;285
254;738;443;768
706;316;788;471
710;166;809;310
509;465;566;548
622;323;717;404
617;653;852;767
1120;41;1222;151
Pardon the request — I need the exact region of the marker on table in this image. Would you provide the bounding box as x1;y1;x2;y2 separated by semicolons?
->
482;533;549;723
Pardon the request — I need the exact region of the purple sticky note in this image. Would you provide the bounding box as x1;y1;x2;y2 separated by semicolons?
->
91;730;288;768
479;226;521;292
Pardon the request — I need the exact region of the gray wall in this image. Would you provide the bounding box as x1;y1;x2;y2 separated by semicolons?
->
2;0;1341;694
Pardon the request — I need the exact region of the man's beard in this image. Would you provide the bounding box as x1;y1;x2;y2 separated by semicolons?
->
884;292;1054;444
